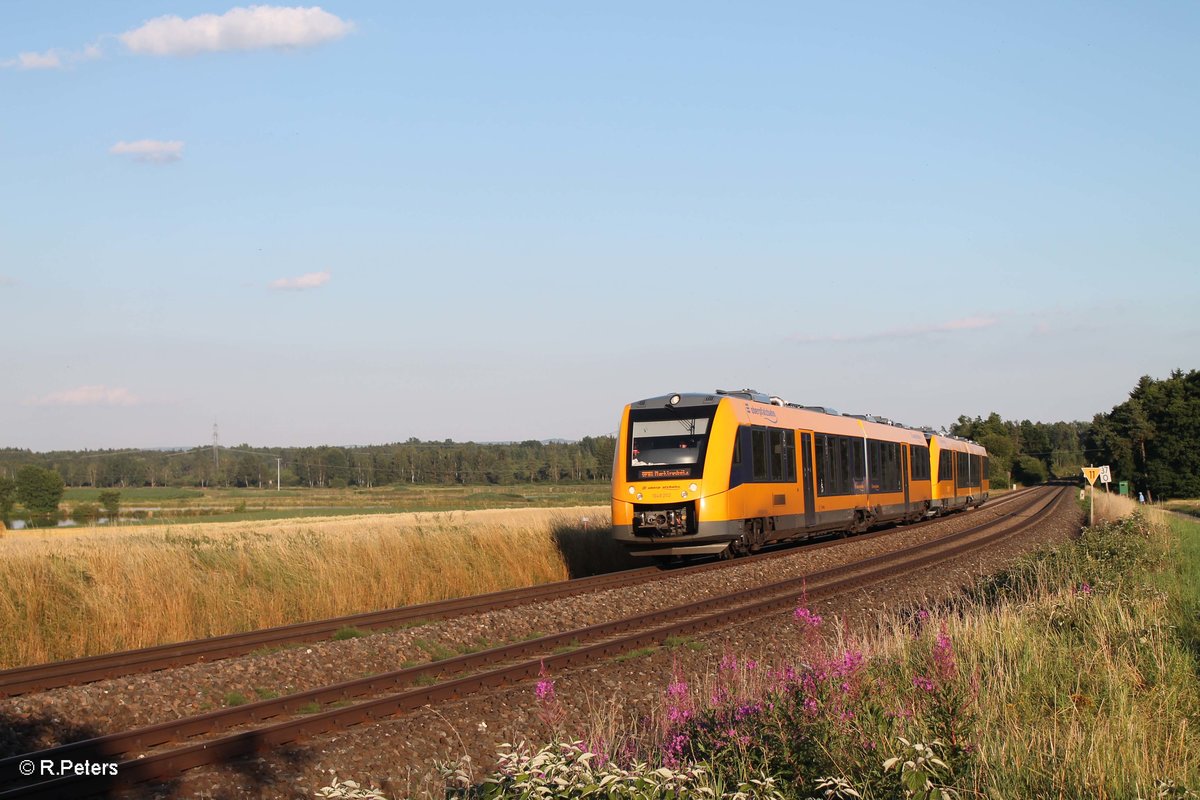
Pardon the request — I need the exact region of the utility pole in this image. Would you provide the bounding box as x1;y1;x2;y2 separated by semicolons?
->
276;457;281;491
212;423;220;471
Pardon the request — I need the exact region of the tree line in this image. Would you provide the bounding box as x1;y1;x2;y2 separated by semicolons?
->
2;370;1196;500
951;369;1199;500
0;436;618;491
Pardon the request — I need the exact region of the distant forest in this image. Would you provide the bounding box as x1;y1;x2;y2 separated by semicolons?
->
0;437;618;490
3;370;1196;498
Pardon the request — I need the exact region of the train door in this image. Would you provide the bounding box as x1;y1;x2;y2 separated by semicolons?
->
801;432;815;529
902;445;910;515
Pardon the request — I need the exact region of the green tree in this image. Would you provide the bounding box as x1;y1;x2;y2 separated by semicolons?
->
98;490;121;522
1089;369;1200;499
0;476;16;520
72;502;100;525
15;465;65;522
1013;454;1049;485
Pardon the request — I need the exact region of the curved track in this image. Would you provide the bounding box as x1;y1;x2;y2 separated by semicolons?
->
0;486;1064;799
0;488;1034;697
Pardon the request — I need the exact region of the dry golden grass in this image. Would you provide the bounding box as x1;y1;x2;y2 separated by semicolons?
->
0;505;625;669
1092;488;1168;526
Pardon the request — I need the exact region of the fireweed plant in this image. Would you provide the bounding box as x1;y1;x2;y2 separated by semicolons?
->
322;507;1199;798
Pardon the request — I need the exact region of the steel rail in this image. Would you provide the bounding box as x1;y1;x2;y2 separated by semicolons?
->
0;487;1064;799
0;488;1033;697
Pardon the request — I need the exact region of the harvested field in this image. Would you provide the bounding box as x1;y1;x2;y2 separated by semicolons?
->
0;505;620;669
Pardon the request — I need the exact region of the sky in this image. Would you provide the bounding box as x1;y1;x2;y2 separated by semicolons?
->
2;2;1198;451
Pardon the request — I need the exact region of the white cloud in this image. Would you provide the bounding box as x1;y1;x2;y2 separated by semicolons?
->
10;49;62;69
6;6;349;71
119;6;354;56
27;385;142;407
2;44;103;70
110;139;185;164
0;276;16;287
270;270;331;290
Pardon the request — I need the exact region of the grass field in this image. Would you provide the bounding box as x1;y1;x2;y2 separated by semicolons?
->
0;505;625;668
43;483;611;525
1166;498;1200;518
432;492;1200;799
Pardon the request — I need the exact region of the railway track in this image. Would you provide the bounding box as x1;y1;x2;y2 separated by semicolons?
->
0;486;1064;799
0;488;1034;698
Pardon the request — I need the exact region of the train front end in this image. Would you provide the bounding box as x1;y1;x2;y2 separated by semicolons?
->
611;392;738;557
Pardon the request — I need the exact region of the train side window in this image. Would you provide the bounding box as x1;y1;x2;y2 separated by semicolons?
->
833;436;848;494
785;430;796;482
881;442;901;492
769;429;785;481
850;437;866;494
873;441;883;491
938;451;953;482
910;445;929;481
751;428;769;481
815;434;829;494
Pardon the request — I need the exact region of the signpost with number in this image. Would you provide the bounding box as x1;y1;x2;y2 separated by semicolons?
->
1081;466;1108;526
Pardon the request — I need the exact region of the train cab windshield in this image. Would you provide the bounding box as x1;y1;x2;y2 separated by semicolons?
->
627;406;715;481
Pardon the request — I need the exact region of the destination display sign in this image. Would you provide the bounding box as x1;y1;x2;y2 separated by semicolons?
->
640;468;690;479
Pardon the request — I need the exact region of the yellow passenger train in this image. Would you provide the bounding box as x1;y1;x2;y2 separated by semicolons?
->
611;389;989;558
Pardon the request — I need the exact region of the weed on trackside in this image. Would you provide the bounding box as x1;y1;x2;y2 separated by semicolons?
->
323;495;1200;799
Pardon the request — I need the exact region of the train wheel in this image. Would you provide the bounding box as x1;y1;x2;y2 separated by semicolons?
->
749;519;765;553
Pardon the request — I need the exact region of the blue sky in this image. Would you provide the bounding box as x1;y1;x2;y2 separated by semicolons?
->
3;2;1197;451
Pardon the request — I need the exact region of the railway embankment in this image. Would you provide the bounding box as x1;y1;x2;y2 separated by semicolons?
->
424;492;1200;799
4;490;1195;798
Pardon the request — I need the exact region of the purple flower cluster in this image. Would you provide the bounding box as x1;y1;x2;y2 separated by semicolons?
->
794;606;823;628
535;660;556;702
932;624;957;681
913;674;936;692
533;660;567;730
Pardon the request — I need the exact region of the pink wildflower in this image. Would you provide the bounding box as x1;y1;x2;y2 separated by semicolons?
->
794;606;823;628
932;624;957;681
535;660;556;702
585;739;609;769
913;674;936;692
665;666;693;724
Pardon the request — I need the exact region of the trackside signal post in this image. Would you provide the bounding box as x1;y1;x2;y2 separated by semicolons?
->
1081;466;1107;527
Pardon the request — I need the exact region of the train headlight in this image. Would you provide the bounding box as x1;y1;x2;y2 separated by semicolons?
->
636;493;643;501
689;483;698;493
628;486;635;495
681;491;688;498
669;394;681;406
